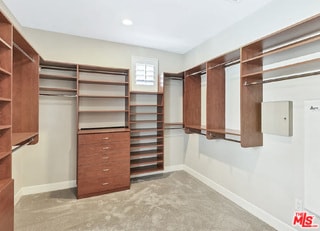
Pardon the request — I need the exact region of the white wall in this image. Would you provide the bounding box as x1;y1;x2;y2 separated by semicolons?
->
183;0;320;229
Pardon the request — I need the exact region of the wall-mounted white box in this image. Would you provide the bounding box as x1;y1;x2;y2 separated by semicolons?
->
262;101;293;136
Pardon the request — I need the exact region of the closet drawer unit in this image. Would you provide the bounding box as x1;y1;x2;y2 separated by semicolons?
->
78;132;130;145
0;179;13;231
77;131;130;198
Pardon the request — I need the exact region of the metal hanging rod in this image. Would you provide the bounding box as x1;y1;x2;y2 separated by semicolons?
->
164;127;184;130
13;42;35;63
244;70;320;86
187;70;206;77
40;93;77;98
165;77;184;81
79;68;128;76
12;137;34;153
207;58;240;70
40;65;77;72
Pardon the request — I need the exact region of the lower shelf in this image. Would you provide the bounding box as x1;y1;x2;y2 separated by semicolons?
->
130;165;164;176
12;132;38;146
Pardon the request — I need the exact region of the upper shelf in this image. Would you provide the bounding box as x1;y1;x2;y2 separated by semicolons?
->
245;13;320;52
78;79;128;86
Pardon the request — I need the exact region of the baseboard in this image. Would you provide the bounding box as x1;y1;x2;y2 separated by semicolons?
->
14;180;76;205
183;165;296;231
164;164;184;173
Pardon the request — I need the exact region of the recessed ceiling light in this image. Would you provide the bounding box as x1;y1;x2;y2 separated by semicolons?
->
122;19;133;26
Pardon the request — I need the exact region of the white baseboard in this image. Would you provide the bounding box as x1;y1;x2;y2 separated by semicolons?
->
13;165;295;231
14;180;76;205
183;165;296;231
164;164;184;172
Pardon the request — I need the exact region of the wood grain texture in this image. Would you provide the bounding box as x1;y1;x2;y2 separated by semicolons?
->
0;179;13;231
77;132;130;198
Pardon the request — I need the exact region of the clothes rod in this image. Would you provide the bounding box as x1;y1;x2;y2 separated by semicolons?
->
79;69;128;76
187;70;206;77
12;137;34;153
165;77;184;81
13;42;35;63
40;93;77;98
244;70;320;86
40;65;77;72
207;58;240;70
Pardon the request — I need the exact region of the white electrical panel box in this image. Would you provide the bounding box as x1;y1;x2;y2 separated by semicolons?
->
262;101;293;136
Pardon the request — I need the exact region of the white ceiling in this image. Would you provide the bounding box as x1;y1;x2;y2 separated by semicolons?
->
3;0;274;54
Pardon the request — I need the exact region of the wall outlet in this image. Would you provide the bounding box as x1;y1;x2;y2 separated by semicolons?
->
295;198;303;211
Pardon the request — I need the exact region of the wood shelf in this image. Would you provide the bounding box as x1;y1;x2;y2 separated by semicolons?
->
185;125;206;130
207;128;241;136
0;67;11;76
130;112;163;115
130;120;162;123
0;97;11;102
242;57;320;79
40;87;77;92
78;95;128;99
130;135;163;141
130;142;163;149
40;73;77;81
0;125;11;131
79;79;128;86
12;132;38;146
130;104;160;107
0;151;11;160
242;34;320;65
130;157;163;168
130;150;163;159
78;127;130;135
0;37;11;50
78;110;128;113
131;128;163;133
130;166;164;176
130;91;163;95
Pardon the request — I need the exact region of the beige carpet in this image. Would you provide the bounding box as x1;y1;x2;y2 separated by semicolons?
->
15;171;276;231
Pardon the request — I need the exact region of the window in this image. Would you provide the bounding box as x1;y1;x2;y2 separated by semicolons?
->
135;63;155;86
131;56;158;92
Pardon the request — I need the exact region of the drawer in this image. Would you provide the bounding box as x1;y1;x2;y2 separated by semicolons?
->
78;161;130;179
78;142;129;155
78;175;129;196
78;153;129;168
78;132;130;145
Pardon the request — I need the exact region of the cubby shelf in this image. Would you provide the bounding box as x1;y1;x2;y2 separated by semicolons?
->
130;90;164;176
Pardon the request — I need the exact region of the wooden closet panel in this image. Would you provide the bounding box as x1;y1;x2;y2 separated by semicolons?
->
206;67;225;130
0;179;13;231
184;75;201;127
12;28;39;145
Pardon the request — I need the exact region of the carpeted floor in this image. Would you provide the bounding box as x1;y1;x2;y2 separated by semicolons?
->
15;171;276;231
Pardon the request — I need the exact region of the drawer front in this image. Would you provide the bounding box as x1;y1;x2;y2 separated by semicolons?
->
77;165;130;196
78;153;130;171
78;142;129;158
78;132;130;145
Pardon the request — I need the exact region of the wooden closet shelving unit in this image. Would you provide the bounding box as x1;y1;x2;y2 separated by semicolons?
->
130;91;164;176
12;28;39;146
163;72;184;130
184;64;206;135
0;10;39;230
39;60;78;97
77;65;130;198
0;11;13;231
206;49;241;141
241;13;320;147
